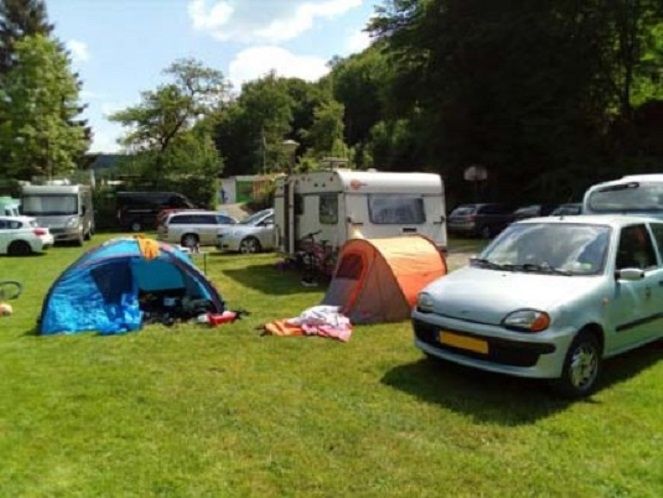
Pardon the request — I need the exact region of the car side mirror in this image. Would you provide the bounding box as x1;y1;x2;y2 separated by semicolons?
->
615;268;645;281
81;205;87;215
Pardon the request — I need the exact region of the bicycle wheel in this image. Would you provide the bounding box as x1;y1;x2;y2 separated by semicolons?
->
0;281;22;301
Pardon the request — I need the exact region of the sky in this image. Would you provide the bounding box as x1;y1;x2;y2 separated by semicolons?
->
47;0;381;153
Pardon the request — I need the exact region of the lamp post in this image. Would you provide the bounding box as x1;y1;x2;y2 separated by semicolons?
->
282;139;299;175
281;139;299;255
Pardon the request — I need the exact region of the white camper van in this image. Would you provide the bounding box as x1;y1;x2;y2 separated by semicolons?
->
583;174;663;219
21;184;94;245
274;170;446;256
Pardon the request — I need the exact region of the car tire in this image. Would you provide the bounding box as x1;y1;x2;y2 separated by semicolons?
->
479;225;492;239
84;230;91;241
239;237;261;254
552;330;602;399
8;240;32;256
129;220;142;232
181;233;199;249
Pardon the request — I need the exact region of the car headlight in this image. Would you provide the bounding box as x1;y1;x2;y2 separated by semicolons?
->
417;292;434;313
66;218;79;228
503;309;550;332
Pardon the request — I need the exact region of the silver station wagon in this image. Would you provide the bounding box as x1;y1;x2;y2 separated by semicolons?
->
413;215;663;397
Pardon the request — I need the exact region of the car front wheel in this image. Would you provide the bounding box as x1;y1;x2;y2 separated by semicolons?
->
552;330;602;398
239;237;261;254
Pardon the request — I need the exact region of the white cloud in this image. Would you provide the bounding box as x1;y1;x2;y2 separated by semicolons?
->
188;0;233;31
228;46;329;89
66;39;90;63
345;29;370;54
89;123;122;153
188;0;362;44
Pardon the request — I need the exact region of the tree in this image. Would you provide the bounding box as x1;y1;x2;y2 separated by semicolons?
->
0;34;88;179
0;0;52;74
214;73;296;175
110;58;228;185
327;47;390;147
304;99;348;158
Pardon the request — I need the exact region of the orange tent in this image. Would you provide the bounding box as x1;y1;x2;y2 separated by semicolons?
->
322;236;447;324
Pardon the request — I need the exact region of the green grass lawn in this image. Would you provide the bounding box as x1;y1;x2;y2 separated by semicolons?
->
0;235;661;497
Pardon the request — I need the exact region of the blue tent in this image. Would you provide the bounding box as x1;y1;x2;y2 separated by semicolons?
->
39;238;224;335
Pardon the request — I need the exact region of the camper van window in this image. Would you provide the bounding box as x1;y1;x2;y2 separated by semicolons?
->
319;194;338;224
588;182;663;213
294;194;304;216
22;195;78;216
368;195;426;225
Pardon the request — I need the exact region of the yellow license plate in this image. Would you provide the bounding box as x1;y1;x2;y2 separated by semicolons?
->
438;330;489;354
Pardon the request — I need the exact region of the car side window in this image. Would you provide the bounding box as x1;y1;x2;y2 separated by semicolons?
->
169;215;192;225
616;224;657;270
0;219;7;229
217;215;235;225
648;224;663;264
200;215;217;225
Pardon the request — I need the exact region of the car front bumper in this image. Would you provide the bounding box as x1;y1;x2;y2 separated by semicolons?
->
411;311;575;379
49;227;82;242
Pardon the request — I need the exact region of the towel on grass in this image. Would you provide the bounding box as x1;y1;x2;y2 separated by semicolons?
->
263;305;352;342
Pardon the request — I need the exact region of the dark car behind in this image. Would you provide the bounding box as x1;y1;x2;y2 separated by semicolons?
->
550;203;582;216
447;203;514;238
116;191;195;232
512;204;559;220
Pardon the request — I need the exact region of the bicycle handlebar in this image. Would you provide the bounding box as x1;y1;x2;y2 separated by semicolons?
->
301;230;322;240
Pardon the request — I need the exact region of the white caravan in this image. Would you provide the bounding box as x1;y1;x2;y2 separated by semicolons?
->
21;184;94;245
583;174;663;219
274;169;446;256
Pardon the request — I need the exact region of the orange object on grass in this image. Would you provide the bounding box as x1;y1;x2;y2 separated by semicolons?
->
321;236;447;324
263;319;305;337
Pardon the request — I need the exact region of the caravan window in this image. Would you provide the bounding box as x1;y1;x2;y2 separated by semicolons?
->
319;194;338;225
22;194;78;215
368;195;426;225
588;182;663;213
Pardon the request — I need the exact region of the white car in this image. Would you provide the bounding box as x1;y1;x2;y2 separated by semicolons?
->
0;216;54;255
217;209;275;253
157;210;237;248
413;215;663;398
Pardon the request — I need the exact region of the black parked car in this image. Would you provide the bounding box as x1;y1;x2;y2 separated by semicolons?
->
550;203;582;216
512;204;559;220
447;203;514;239
116;191;195;232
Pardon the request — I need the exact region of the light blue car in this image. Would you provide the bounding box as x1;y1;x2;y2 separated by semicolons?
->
413;215;663;397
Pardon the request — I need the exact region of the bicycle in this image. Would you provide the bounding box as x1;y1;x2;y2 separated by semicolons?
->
298;231;336;286
0;280;22;302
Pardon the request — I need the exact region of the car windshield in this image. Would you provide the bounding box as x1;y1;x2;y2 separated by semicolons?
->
240;210;269;225
475;223;611;276
22;194;78;215
551;204;580;216
514;205;539;216
450;206;476;216
588;182;663;213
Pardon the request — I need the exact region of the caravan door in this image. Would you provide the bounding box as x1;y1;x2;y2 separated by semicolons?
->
296;193;344;251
